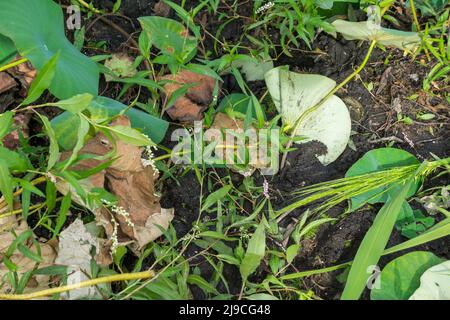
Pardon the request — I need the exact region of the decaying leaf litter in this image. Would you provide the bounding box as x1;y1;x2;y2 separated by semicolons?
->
0;0;449;300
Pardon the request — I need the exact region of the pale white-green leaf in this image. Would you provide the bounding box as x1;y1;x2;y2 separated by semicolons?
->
409;260;450;300
332;20;421;51
265;67;351;165
107;125;153;147
233;53;274;82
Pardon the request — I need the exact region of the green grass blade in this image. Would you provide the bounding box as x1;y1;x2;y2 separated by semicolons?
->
341;179;412;300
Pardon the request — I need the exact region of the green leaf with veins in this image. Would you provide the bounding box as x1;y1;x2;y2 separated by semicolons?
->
0;0;99;99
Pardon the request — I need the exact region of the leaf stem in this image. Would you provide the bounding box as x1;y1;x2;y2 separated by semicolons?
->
280;40;378;169
0;58;28;73
409;0;421;32
0;271;154;300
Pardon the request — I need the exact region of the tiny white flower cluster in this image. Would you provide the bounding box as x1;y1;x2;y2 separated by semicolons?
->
110;218;119;254
102;199;135;255
256;1;274;14
263;179;270;199
142;145;160;176
102;199;134;228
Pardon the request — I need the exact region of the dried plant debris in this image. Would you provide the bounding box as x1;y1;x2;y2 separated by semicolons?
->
0;55;36;102
2;113;31;150
162;70;216;122
0;72;16;94
104;53;137;82
0;207;56;295
153;1;171;17
57;116;174;254
55;219;102;300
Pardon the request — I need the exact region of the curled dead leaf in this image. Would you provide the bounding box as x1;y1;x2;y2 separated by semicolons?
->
163;70;216;122
0;72;16;95
153;0;171;17
55;219;102;300
104;53;137;82
2;112;31;150
57;116;174;253
0;207;56;295
7;56;36;96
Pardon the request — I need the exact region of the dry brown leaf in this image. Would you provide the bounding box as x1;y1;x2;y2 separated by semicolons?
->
211;113;270;173
153;0;171;17
7;56;36;96
104;53;137;82
0;72;16;95
163;70;216;122
2;113;31;150
55;219;102;300
0;207;56;295
58;115;174;252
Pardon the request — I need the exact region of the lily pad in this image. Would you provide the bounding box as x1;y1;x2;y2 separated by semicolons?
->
232;54;274;82
265;66;351;165
0;0;99;99
332;19;421;51
409;260;450;300
139;16;197;64
0;34;16;66
371;251;443;300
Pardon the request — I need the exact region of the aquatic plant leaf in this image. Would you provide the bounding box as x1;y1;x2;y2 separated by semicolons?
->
232;54;274;82
346;148;421;210
0;34;17;66
332;20;421;51
139;16;197;64
265;66;351;165
0;0;99;99
409;260;450;300
371;251;443;300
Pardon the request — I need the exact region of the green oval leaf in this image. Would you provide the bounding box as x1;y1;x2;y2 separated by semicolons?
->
0;0;99;99
345;148;421;210
371;251;443;300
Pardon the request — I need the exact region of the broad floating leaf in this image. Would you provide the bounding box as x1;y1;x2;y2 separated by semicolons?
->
0;34;16;66
332;19;421;51
232;53;274;82
409;260;450;300
371;251;443;300
0;0;99;99
265;66;351;165
346;148;421;210
139;16;197;64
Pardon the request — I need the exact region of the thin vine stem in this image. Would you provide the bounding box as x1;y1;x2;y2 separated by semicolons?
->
0;271;154;300
280;40;378;169
0;58;28;73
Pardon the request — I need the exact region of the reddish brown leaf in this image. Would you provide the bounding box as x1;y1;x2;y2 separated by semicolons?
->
163;70;216;122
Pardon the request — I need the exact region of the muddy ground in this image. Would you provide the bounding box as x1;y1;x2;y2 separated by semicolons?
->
11;0;449;299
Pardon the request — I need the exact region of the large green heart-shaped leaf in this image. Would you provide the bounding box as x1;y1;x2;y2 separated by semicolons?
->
332;20;421;51
345;148;421;210
0;34;16;66
0;0;99;99
51;97;169;150
409;260;450;300
265;66;351;165
371;251;443;300
139;16;197;64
